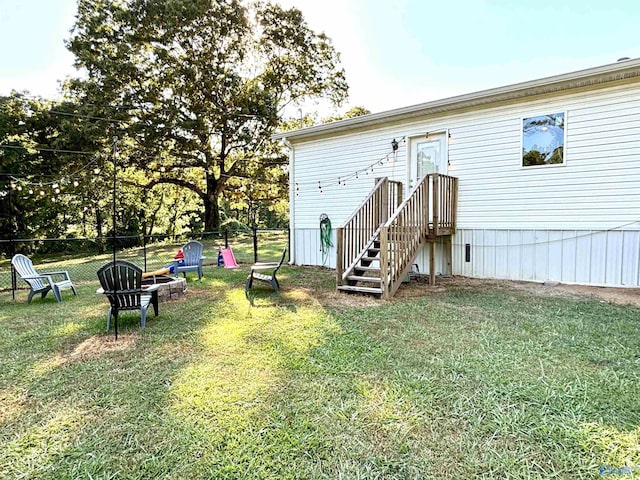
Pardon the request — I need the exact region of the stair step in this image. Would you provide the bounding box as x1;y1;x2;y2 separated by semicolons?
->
367;247;380;253
354;266;380;273
347;275;381;283
361;256;380;262
337;285;383;295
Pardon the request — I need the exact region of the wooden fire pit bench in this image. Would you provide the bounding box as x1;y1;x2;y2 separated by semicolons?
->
245;248;287;296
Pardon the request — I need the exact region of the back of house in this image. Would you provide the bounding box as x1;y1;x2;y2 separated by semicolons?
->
276;58;640;291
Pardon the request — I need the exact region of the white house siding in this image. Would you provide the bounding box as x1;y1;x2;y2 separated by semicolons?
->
291;130;410;229
289;81;640;287
290;125;410;268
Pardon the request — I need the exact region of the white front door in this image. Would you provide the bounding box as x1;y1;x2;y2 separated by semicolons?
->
409;133;448;188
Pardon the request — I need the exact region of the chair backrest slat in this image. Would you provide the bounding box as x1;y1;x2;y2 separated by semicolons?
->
11;254;47;291
97;260;144;310
182;241;204;266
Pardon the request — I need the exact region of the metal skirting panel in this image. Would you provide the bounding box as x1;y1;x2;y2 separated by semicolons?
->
452;229;640;287
294;228;450;276
294;228;336;269
413;238;451;277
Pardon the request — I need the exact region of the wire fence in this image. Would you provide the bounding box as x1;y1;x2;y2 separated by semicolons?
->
0;228;289;300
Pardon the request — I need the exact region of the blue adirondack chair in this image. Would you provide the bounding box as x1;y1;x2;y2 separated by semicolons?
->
11;254;77;303
173;240;205;281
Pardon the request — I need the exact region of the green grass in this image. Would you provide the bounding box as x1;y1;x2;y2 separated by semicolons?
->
0;267;639;479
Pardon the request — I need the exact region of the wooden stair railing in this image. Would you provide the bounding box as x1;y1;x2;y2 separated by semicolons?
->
381;173;458;297
380;175;430;299
337;174;458;298
336;178;402;288
431;173;458;237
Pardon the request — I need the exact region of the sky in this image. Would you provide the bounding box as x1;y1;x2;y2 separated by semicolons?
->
1;0;640;114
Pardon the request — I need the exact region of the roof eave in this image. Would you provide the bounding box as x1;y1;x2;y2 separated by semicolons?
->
274;57;640;141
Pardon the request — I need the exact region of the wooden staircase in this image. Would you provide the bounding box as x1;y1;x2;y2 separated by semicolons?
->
336;174;458;299
338;235;384;295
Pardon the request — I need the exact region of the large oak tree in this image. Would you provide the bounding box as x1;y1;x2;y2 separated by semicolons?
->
66;0;348;230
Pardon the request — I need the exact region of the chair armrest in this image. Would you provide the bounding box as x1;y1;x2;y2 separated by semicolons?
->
41;270;70;276
251;263;278;271
21;274;49;281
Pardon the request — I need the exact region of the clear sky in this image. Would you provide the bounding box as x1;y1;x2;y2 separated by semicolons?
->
2;0;640;113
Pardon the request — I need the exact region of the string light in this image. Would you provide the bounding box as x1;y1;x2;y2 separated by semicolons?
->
8;124;399;199
294;136;407;196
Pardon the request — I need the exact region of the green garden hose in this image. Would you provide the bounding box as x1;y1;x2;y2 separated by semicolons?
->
319;213;333;266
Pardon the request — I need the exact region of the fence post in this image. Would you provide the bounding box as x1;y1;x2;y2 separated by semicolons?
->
224;229;229;248
9;187;16;301
10;237;16;301
143;235;148;271
252;226;258;263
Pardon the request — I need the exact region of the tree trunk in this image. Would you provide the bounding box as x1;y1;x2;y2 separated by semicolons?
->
203;173;221;231
203;190;220;231
95;205;105;253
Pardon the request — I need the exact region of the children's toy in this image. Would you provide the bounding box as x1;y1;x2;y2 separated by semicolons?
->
162;249;185;274
220;246;239;268
141;267;171;280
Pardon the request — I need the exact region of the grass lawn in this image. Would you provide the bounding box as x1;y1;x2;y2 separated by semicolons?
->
1;264;639;479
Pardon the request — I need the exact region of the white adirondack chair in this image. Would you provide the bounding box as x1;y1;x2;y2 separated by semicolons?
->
11;254;77;303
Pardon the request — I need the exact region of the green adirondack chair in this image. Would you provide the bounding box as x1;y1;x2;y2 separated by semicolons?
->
97;260;160;331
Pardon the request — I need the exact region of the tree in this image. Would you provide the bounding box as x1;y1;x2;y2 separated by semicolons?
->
0;94;96;246
66;0;348;231
323;106;371;123
0;93;157;254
